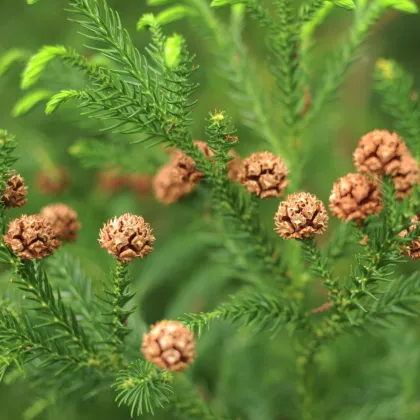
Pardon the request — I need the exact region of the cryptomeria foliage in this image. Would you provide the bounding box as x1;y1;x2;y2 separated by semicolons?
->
0;0;420;419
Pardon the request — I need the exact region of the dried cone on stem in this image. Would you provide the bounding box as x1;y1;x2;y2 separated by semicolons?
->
239;151;289;198
4;215;60;260
154;143;241;204
153;147;204;205
398;215;420;260
329;173;383;223
393;153;420;199
2;172;28;208
274;192;328;239
353;130;408;176
171;149;204;184
142;320;195;372
98;213;155;263
37;166;70;195
153;164;196;205
40;203;81;242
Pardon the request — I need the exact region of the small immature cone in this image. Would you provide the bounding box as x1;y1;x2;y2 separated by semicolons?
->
153;164;196;205
142;320;195;372
398;215;420;260
37;166;70;195
4;215;60;260
2;173;28;208
274;192;328;239
239;152;289;198
393;153;420;199
98;213;155;263
40;203;81;241
353;130;408;176
329;173;383;223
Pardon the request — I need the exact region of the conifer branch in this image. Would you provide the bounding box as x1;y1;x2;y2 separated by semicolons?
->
182;287;303;337
0;49;30;77
11;89;53;118
21;45;108;90
44;0;289;288
374;58;420;159
204;113;287;284
0;308;86;370
45;0;288;288
6;255;102;365
157;0;280;152
299;0;328;24
304;0;389;126
113;360;173;416
362;271;420;328
46;252;103;339
1;0;420;417
0;130;18;206
301;2;334;48
169;375;221;419
270;0;304;142
301;238;340;303
296;181;415;416
69;139;160;173
99;261;135;355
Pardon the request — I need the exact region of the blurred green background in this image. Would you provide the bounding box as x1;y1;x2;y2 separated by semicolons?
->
1;1;420;419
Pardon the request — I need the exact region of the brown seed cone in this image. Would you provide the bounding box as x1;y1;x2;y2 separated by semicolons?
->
128;174;153;197
37;166;70;195
393;153;420;199
97;167;127;194
274;192;328;239
239;152;289;198
398;215;420;260
2;173;28;208
329;173;383;223
171;149;204;184
98;213;155;262
40;203;81;242
409;239;420;260
141;320;195;372
353;130;408;176
4;215;61;260
153;164;196;205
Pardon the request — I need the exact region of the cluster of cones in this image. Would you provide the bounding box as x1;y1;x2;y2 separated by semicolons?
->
1;171;81;259
1;128;418;374
272;130;419;256
330;129;419;224
2;173;194;372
